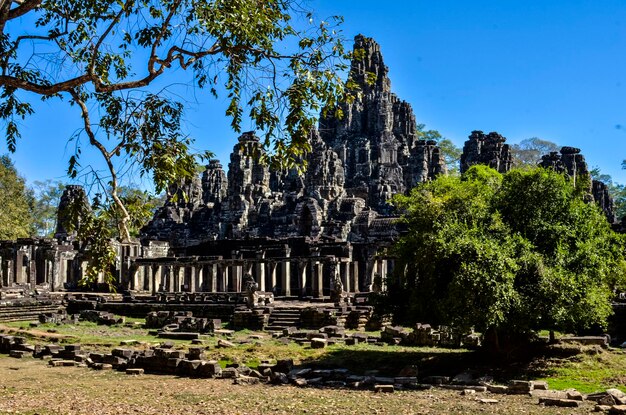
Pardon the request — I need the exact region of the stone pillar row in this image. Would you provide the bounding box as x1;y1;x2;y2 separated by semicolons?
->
123;257;374;297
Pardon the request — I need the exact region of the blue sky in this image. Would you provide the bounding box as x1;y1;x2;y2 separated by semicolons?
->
5;0;626;187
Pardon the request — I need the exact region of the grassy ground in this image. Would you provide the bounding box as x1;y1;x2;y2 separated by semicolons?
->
0;357;603;415
1;319;625;394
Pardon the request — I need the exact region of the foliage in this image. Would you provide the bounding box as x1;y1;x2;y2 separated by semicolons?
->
510;137;559;168
95;186;165;238
31;179;64;237
390;165;626;344
0;0;351;241
0;155;35;239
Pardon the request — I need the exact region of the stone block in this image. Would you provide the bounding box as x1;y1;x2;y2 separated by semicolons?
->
234;375;260;385
374;384;394;393
112;348;134;359
508;380;534;394
487;384;509;394
9;350;30;358
217;339;236;348
221;367;238;379
49;360;76;367
197;361;222;378
608;389;626;405
126;368;144;375
538;397;580;408
310;338;327;349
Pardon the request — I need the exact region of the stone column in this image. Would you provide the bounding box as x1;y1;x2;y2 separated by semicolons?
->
194;266;203;293
298;261;308;297
143;265;152;292
256;261;266;292
166;265;178;293
28;258;36;286
341;261;350;293
281;260;291;296
269;262;278;293
153;265;161;294
312;261;324;298
218;264;229;292
351;261;360;293
233;263;242;292
187;266;196;292
14;252;24;285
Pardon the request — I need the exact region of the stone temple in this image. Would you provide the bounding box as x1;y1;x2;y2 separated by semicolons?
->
0;35;618;312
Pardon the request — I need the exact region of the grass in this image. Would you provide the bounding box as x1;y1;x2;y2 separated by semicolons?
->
534;347;626;393
2;317;626;394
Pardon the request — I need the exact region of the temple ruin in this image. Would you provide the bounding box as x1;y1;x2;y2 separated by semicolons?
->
0;35;618;320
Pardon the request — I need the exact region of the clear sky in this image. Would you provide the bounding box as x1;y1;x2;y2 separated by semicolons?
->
5;0;626;188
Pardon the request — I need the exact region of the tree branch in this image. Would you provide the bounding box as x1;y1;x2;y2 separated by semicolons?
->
7;0;40;20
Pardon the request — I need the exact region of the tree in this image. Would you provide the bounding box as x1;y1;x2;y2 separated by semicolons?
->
510;137;559;168
0;155;35;239
0;0;351;241
390;165;626;349
31;179;64;237
96;186;165;238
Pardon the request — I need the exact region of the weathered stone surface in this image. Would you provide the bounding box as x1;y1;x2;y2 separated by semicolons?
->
374;384;394;393
538;397;580;407
460;131;512;174
142;35;447;247
539;147;615;222
310;338;327;349
54;185;91;240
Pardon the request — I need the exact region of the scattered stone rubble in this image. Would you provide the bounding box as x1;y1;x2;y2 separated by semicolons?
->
0;333;620;410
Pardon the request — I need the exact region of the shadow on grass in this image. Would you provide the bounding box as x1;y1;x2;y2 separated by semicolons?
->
297;342;586;382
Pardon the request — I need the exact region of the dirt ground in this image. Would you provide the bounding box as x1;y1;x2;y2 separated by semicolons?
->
0;357;600;415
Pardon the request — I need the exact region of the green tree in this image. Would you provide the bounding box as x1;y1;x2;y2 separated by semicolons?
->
31;179;65;237
0;155;35;239
510;137;559;168
96;186;165;238
0;0;351;241
390;165;626;349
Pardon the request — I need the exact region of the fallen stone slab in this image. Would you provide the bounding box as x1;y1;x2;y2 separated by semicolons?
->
538;397;580;408
608;389;626;405
92;363;113;370
374;384;394;393
217;339;236;348
478;399;499;404
508;380;534;394
126;368;144;375
49;360;76;367
157;332;199;340
9;350;30;358
310;338;327;349
487;385;509;394
609;405;626;415
234;375;260;385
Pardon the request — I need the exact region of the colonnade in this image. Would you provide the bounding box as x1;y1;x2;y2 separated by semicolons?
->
129;255;394;298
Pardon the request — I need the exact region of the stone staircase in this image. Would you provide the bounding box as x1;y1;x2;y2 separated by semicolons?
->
265;307;302;331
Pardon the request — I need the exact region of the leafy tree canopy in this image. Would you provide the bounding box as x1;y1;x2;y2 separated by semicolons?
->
510;137;559;168
390;165;626;346
0;0;351;241
0;155;35;239
31;179;64;237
